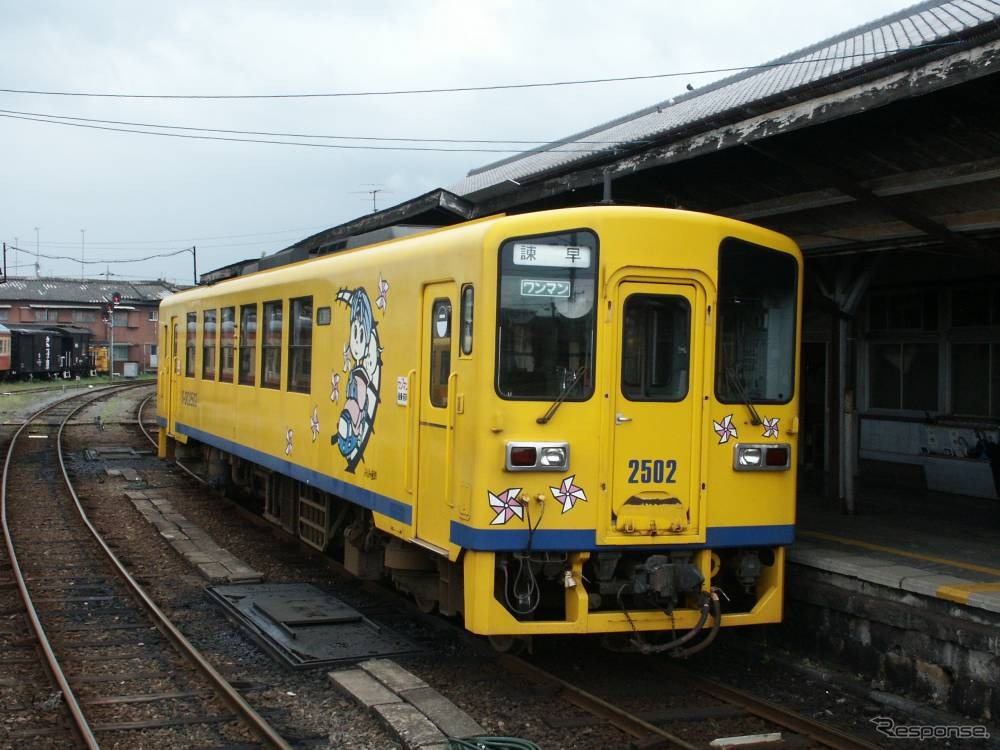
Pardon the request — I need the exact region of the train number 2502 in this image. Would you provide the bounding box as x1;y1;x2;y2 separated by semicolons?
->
627;459;678;484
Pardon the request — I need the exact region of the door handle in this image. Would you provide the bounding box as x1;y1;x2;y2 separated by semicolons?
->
615;413;632;424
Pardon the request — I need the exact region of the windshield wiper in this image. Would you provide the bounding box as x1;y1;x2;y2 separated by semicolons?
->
725;366;762;426
537;366;585;424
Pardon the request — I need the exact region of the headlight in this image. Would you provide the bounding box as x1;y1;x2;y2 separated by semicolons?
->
736;445;762;467
539;446;567;467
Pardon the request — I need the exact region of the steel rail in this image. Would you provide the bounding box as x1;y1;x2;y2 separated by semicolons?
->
497;653;699;750
1;389;110;750
656;662;884;750
55;385;293;750
136;391;158;448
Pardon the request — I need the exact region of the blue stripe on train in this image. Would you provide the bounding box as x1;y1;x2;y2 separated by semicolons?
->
174;421;413;525
169;421;794;552
448;522;795;551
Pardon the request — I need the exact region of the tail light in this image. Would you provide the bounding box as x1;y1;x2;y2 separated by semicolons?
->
505;442;569;472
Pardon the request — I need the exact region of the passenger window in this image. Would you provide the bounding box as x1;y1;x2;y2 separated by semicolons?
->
185;312;196;377
202;309;217;380
261;300;283;389
288;296;313;393
621;294;690;401
220;307;235;382
429;298;452;407
460;285;474;355
238;304;257;386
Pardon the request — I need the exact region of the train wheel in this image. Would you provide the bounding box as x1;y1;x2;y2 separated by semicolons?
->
488;635;527;654
413;593;437;614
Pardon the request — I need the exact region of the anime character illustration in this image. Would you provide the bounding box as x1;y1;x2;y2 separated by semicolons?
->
335;284;384;473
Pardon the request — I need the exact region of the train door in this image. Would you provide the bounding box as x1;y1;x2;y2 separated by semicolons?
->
608;280;704;539
415;282;457;552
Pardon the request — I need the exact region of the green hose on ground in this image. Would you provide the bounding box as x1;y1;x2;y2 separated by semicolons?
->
447;737;542;750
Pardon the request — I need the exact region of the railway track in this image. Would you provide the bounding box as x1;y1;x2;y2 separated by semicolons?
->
1;384;290;749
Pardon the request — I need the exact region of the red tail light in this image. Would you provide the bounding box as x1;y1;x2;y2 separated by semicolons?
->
765;446;789;467
509;446;538;467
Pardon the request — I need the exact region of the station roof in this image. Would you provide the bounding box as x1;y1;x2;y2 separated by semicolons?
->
450;0;1000;203
0;278;186;304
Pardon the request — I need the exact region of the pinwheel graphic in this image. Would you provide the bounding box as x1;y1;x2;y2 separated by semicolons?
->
762;416;780;439
713;414;738;444
330;371;341;402
310;406;320;442
376;274;389;312
284;428;294;456
488;487;524;526
550;475;587;514
342;343;351;373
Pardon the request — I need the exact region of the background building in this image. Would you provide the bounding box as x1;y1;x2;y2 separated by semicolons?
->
0;278;184;374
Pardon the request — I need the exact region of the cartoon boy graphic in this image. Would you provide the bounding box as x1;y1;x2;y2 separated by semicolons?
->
335;286;383;472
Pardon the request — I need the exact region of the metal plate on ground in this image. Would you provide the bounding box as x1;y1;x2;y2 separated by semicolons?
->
207;582;420;669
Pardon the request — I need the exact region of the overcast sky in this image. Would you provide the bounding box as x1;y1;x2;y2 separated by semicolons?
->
1;0;922;285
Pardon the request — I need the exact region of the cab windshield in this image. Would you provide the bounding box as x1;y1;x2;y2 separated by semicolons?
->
496;230;597;401
715;238;797;404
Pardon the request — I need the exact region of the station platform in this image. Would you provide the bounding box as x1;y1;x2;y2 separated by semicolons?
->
780;478;1000;723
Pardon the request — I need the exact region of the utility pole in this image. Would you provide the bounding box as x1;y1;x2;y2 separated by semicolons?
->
190;245;197;285
81;229;86;280
13;237;18;278
33;227;40;278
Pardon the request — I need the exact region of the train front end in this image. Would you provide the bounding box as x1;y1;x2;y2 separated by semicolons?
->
460;208;801;648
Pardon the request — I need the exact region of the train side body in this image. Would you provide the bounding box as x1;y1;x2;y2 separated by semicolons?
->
158;206;802;639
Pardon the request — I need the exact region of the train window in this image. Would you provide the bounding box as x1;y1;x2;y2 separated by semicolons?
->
288;296;313;393
715;238;797;404
238;304;257;386
220;307;235;382
429;298;452;407
496;230;598;401
202;309;217;380
460;285;474;356
621;295;690;401
261;300;283;389
317;307;331;325
185;312;196;377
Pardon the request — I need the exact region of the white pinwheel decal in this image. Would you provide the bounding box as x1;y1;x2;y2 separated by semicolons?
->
713;414;738;444
342;343;351;373
310;406;320;442
375;273;389;312
488;487;524;526
550;475;587;514
284;428;294;456
762;416;779;439
330;371;341;402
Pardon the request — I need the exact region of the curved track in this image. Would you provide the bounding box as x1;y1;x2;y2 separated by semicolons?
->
1;384;291;749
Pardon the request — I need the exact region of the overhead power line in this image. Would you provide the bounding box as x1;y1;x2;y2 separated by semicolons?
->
0;41;961;99
0;112;589;152
9;244;191;265
0;108;639;146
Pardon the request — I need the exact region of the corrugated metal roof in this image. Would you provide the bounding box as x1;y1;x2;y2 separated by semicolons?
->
0;278;184;304
450;0;1000;198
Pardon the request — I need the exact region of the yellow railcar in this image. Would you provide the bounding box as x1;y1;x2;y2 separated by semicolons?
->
157;206;801;653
